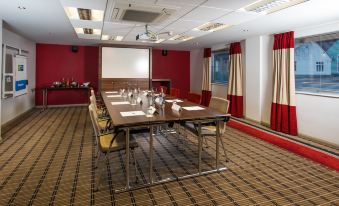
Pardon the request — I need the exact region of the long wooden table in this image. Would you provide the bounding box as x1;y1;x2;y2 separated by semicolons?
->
100;91;230;191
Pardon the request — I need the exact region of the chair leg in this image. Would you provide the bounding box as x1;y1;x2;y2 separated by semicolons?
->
95;151;102;169
95;153;106;192
130;149;139;183
220;137;228;162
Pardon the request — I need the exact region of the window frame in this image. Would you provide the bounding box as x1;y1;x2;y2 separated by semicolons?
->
211;49;229;85
294;31;339;97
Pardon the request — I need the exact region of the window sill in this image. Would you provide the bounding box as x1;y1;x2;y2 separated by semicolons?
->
211;82;228;86
296;91;339;99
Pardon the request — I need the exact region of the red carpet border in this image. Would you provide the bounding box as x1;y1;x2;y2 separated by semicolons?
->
227;120;339;171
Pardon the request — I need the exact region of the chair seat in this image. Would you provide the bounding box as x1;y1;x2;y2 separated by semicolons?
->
98;120;109;130
100;132;138;153
184;122;217;136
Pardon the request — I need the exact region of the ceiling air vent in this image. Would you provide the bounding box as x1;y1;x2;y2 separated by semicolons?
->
169;34;194;41
122;10;161;23
105;1;177;24
195;22;231;32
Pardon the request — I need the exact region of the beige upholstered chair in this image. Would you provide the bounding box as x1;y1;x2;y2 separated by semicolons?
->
89;103;111;132
89;105;139;191
184;97;230;161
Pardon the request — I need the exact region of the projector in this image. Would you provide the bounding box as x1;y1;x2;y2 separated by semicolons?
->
136;32;158;42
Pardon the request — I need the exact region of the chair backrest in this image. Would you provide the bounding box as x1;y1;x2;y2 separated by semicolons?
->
187;92;202;104
89;104;101;146
170;88;180;98
91;89;95;97
209;97;230;134
90;95;98;109
209;97;229;114
158;86;168;94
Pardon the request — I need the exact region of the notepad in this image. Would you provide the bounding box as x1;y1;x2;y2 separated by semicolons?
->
107;95;122;98
120;111;146;117
182;106;205;111
105;91;118;94
111;101;130;105
165;99;183;103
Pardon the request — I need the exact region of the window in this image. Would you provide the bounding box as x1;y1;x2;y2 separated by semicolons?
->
294;32;339;94
211;50;229;84
316;61;324;72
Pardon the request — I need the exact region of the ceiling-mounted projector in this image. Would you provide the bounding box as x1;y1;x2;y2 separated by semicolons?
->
136;25;158;41
136;25;173;42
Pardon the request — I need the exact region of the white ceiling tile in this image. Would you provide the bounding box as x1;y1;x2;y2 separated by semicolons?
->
213;11;260;25
77;33;101;40
166;20;204;31
70;20;103;29
60;0;107;10
157;0;206;7
202;0;258;10
182;6;232;22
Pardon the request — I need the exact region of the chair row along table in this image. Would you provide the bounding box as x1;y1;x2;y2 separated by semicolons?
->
100;91;231;192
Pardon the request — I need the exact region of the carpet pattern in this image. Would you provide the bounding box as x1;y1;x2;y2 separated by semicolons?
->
0;107;338;206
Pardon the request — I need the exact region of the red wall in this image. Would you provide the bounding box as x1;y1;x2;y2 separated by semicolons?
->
152;49;190;98
36;44;98;105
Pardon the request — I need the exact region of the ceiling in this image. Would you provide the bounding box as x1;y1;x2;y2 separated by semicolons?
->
0;0;339;50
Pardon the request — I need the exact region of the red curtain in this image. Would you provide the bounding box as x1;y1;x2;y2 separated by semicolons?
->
201;48;212;106
227;42;243;117
270;31;298;135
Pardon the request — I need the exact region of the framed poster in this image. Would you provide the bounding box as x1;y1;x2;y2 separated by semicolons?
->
13;55;28;96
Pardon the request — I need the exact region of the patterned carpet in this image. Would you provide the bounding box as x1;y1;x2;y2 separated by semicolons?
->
0;107;338;206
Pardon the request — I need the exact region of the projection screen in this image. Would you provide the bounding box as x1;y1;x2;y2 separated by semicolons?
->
101;47;150;78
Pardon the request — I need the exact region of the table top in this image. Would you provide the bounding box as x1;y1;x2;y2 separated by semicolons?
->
101;91;230;128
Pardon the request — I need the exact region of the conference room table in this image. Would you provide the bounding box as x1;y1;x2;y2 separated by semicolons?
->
100;91;231;191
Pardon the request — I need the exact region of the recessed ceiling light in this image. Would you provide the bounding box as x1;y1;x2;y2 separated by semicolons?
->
169;34;194;41
75;28;101;35
75;28;84;34
64;7;104;21
18;6;26;10
194;22;231;32
101;35;110;40
114;36;124;41
65;7;79;19
241;0;309;15
154;39;165;43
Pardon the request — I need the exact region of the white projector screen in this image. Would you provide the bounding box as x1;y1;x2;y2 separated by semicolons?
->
101;47;150;78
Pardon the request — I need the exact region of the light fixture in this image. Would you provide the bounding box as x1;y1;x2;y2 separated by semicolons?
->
169;34;194;41
75;28;84;34
65;7;80;19
193;22;231;32
241;0;309;15
154;39;165;43
64;7;104;21
115;36;124;41
74;28;101;35
101;35;110;40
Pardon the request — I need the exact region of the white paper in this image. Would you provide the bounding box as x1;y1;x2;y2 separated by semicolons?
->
111;101;130;105
105;91;118;94
182;106;205;111
165;99;183;103
171;103;182;112
120;111;146;117
107;95;122;98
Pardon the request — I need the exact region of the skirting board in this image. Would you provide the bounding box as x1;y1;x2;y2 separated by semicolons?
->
227;119;339;171
35;104;88;108
1;108;35;138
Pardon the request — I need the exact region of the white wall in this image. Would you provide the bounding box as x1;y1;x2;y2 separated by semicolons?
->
1;28;36;124
296;94;339;144
0;20;2;138
245;36;262;122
